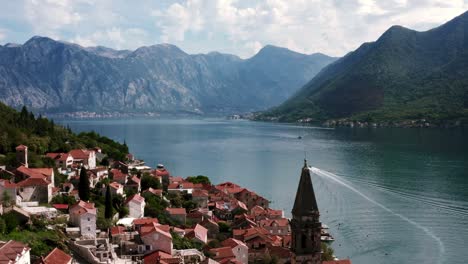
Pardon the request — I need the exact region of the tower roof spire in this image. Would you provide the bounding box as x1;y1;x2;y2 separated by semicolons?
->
292;160;319;216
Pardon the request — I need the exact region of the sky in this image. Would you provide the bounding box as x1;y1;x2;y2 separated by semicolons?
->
0;0;467;58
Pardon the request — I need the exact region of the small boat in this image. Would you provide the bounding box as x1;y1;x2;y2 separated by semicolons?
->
298;136;302;139
321;235;335;243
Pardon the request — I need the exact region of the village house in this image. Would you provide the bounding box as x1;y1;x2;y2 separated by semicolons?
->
165;207;187;224
68;149;96;169
0;240;30;264
213;199;248;221
139;223;173;255
234;189;270;210
125;194;146;218
125;175;141;194
209;247;236;263
199;218;219;239
221;238;249;264
258;218;290;236
108;182;125;196
185;224;208;244
132;218;159;233
45;153;74;170
191;189;209;208
110;168;128;185
69;201;97;238
143;187;163;198
167;181;194;194
39;247;72;264
0;179;17;205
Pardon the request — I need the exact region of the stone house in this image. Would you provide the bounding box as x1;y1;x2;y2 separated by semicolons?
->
69;149;96;169
140;223;173;254
192;189;209;208
69;201;97;238
165;207;187;224
125;194;145;218
221;238;249;264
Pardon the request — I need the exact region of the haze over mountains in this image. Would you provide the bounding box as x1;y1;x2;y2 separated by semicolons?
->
262;11;468;123
0;37;336;115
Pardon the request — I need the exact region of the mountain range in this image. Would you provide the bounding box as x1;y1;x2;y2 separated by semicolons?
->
0;37;336;115
261;11;468;124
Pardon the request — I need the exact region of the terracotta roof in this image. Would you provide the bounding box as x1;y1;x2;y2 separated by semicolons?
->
221;238;247;249
68;149;93;160
129;175;140;184
70;201;96;216
15;145;27;151
259;218;289;227
52;204;69;210
139;223;172;239
323;260;352;264
192;189;209;197
125;194;145;204
132;218;159;226
111;169;127;181
0;240;30;263
154;169;170;177
209;247;235;260
16;165;50;179
111;226;126;236
215;182;241;189
144;188;163;196
41;248;72;264
166;208;186;215
17;177;50;186
267;246;291;259
0;179;16;189
46;153;71;162
143;250;172;264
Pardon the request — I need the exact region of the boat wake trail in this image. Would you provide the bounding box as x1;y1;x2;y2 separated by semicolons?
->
310;167;445;263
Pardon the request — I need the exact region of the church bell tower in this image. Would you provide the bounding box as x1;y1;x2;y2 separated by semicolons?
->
290;160;321;264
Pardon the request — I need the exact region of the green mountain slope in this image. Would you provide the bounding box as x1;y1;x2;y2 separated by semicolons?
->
0;102;128;167
261;11;468;124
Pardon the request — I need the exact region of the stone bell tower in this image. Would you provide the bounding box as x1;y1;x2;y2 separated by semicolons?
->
290;160;321;264
16;145;28;168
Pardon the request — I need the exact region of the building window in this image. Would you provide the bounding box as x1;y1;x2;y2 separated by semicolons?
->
301;234;307;248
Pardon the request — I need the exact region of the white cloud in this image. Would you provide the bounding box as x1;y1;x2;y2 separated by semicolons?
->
150;0;468;57
72;27;150;49
0;28;7;42
25;0;83;36
2;0;467;57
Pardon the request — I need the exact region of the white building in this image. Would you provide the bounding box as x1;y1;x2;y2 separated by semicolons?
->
69;201;97;238
125;194;145;218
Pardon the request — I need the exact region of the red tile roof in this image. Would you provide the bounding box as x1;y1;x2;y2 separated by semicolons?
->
125;194;145;204
0;179;16;189
52;204;69;210
166;208;186;215
143;250;172;263
0;240;30;263
17;177;50;186
139;223;172;239
111;169;127;182
192;189;209;197
15;145;27;151
41;247;72;264
209;247;235;260
144;188;163;196
70;200;96;216
132;218;159;226
221;238;247;249
69;149;93;160
111;226;126;236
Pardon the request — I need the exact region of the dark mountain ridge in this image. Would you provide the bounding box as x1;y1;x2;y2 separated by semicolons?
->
263;11;468;124
0;37;337;115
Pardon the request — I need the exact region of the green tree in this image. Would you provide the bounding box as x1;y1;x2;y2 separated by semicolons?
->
321;243;335;261
4;213;18;233
141;173;161;191
105;184;113;219
186;175;211;185
78;167;90;201
2;191;11;207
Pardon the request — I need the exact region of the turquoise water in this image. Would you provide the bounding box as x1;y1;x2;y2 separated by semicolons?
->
60;118;468;264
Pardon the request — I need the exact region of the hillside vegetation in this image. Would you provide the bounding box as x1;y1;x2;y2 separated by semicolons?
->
259;11;468;125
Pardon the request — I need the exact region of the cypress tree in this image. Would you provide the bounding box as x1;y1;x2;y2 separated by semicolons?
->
78;167;90;201
105;184;113;219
